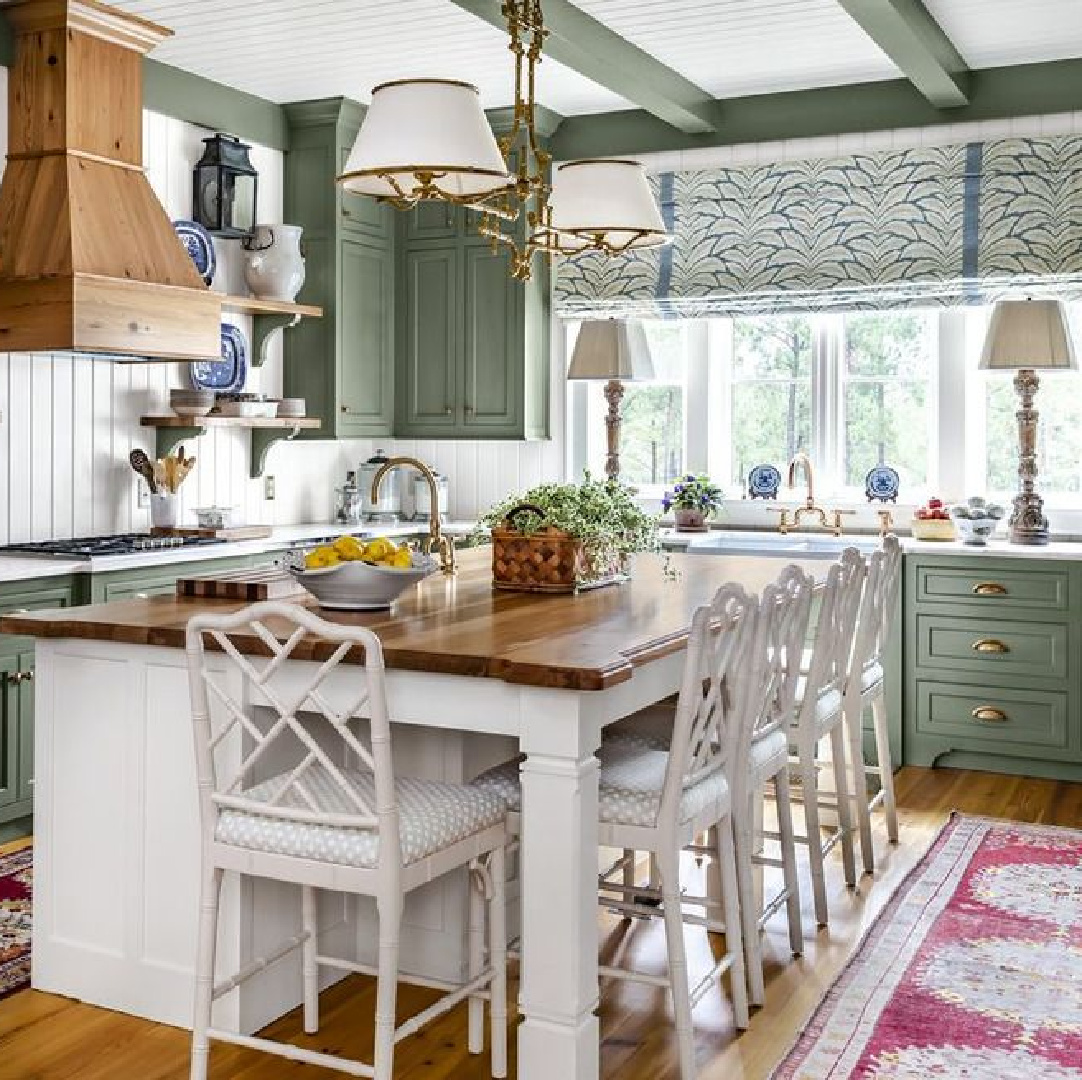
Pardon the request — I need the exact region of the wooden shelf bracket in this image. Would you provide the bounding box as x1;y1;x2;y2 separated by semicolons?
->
251;312;303;368
250;425;305;478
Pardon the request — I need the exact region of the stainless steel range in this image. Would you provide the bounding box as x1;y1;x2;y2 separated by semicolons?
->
0;534;228;558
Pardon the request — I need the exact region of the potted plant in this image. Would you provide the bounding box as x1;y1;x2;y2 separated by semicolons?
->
662;474;725;532
478;473;660;592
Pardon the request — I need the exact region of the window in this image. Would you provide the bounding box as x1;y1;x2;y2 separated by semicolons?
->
842;313;936;490
729;317;813;490
566;304;1082;519
580;322;686;488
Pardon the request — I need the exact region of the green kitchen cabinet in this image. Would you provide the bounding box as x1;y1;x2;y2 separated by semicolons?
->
904;553;1082;781
282;98;396;440
84;553;271;604
395;204;549;440
0;576;78;829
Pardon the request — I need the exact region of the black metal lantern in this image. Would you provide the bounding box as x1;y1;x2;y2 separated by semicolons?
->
192;133;259;239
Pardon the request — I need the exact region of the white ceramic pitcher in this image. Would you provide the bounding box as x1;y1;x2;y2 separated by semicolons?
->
242;224;306;301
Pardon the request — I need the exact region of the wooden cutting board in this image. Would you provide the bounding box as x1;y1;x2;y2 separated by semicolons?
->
176;565;311;602
151;525;274;541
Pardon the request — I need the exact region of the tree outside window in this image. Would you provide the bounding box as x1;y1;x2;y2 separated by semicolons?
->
842;312;935;490
729;317;813;489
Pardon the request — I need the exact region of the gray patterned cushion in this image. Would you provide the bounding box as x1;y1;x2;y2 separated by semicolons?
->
216;764;505;868
794;678;844;734
470;743;730;828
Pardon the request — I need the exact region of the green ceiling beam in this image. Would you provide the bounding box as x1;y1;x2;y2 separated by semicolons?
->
0;15;288;150
448;0;716;134
550;57;1082;161
836;0;970;107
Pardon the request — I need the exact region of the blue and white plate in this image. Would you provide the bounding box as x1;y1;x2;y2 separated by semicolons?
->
191;325;248;392
747;463;782;500
865;464;900;503
173;219;216;286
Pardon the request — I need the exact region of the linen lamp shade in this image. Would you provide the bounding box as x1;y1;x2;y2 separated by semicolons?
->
338;79;513;202
978;299;1077;371
567;320;656;382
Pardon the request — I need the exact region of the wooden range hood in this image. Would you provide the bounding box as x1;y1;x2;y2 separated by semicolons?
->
0;0;220;360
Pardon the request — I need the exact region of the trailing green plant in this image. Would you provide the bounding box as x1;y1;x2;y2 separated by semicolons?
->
477;472;661;564
662;474;725;516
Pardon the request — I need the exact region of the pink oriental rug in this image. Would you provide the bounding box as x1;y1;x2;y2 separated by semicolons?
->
0;845;31;1001
772;814;1082;1079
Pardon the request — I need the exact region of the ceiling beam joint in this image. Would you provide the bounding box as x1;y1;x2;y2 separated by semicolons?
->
448;0;717;135
836;0;970;108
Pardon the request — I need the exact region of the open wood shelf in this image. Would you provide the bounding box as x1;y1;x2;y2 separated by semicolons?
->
141;415;321;430
219;295;322;318
140;415;322;478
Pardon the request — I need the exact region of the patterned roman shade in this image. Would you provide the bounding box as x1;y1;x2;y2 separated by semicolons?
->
554;136;1082;319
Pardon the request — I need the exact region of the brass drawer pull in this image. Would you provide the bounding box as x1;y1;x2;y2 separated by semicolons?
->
972;706;1009;723
8;671;23;684
972;638;1010;654
972;582;1008;596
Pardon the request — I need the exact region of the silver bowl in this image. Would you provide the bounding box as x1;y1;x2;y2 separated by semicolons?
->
288;553;438;610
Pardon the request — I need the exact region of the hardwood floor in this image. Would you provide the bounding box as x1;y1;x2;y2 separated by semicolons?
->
1;766;1079;1080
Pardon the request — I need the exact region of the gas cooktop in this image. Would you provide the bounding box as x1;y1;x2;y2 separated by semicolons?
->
0;534;228;558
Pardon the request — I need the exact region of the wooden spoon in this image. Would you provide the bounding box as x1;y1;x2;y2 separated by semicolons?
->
129;449;157;494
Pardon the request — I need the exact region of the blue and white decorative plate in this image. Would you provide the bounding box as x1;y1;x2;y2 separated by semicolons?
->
191;325;248;392
747;464;782;500
865;464;900;503
173;219;216;286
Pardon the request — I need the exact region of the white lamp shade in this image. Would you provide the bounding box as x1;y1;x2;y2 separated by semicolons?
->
567;320;656;381
548;160;670;252
979;299;1078;372
338;79;513;201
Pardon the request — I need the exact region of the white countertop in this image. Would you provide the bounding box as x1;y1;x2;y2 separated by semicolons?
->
0;521;479;582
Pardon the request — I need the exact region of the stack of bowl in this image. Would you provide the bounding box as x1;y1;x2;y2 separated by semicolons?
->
170;388;215;418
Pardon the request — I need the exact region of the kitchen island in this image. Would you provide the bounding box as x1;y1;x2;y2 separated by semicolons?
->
2;548;823;1080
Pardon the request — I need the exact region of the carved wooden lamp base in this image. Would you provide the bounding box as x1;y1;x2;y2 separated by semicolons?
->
603;378;624;480
1009;367;1050;546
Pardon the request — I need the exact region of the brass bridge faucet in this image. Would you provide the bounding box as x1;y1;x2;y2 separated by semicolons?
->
775;451;853;537
370;456;456;575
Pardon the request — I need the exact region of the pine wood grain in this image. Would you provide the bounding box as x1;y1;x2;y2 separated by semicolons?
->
0;550;829;691
0;767;1076;1079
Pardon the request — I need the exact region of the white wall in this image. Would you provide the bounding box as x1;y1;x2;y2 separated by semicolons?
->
0;69;565;543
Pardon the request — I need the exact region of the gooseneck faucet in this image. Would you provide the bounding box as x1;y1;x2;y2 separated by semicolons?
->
370;456;456;575
787;451;828;529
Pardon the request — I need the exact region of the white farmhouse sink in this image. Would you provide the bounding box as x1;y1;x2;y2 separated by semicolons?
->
683;530;879;558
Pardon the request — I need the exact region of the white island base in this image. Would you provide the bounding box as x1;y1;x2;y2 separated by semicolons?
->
31;638;524;1037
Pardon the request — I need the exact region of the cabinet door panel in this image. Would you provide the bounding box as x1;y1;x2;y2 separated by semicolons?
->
16;652;33;804
0;656;18;809
406;202;459;241
399;247;458;432
338;236;394;436
462;244;521;434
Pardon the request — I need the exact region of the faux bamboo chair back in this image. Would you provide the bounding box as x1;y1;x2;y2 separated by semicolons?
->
660;584;760;832
803;547;867;708
851;534;902;672
185;601;400;869
755;565;816;744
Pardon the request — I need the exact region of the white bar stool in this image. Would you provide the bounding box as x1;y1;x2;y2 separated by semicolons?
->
185;601;509;1080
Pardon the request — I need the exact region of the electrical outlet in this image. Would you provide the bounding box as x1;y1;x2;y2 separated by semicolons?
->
264;474;276;501
136;479;150;509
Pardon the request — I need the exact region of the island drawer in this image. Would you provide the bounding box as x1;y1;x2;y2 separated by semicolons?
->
912;563;1070;612
914;681;1073;755
914;614;1068;681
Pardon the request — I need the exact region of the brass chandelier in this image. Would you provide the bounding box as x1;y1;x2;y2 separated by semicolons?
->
337;0;669;283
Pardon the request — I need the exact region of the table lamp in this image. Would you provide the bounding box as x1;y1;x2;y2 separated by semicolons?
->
979;299;1078;545
567;320;655;480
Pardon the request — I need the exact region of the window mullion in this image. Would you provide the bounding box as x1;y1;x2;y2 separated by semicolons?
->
812;314;842;493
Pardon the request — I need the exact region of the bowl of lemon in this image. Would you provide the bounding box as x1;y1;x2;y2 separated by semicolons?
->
287;535;438;611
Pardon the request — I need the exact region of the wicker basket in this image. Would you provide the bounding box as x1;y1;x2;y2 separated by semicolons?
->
490;504;627;593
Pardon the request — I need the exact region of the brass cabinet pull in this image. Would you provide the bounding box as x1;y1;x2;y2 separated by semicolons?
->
445;406;453;416
972;582;1008;596
24;670;33;682
972;706;1009;723
8;671;23;684
341;406;366;416
972;638;1010;654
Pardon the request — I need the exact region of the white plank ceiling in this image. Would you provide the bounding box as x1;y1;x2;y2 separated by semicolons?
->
113;0;1082;116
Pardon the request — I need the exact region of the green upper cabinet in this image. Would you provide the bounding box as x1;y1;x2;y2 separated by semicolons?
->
283;100;550;443
395;204;550;440
282;98;395;440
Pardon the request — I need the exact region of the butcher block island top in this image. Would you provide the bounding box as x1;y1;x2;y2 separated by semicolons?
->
0;548;824;691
